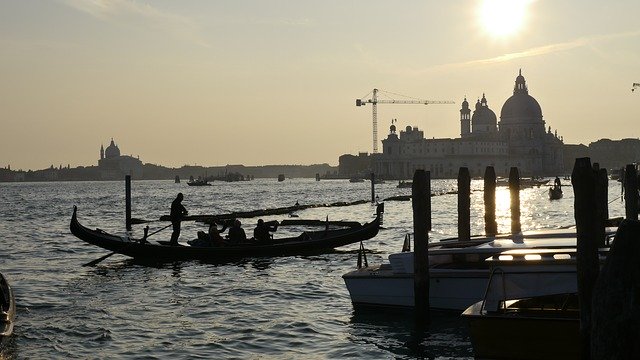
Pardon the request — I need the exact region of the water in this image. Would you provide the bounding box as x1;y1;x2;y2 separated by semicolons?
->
0;178;627;359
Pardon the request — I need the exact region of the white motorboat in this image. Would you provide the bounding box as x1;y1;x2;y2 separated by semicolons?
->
342;228;613;311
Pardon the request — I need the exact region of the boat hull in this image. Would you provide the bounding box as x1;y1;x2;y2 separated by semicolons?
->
463;297;579;360
0;273;16;349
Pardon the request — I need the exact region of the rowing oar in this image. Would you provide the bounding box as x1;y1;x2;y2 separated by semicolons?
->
82;223;172;267
130;217;159;225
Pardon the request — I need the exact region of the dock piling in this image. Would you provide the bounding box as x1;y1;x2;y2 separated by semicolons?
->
370;172;375;203
572;157;600;359
125;175;132;231
412;169;431;325
624;164;638;220
508;167;521;234
595;166;608;246
457;167;471;241
484;166;497;236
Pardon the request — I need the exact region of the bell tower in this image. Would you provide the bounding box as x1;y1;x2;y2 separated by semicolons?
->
460;97;471;138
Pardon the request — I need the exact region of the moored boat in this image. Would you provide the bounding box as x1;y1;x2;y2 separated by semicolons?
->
187;178;211;186
71;204;383;262
0;273;16;349
342;229;613;311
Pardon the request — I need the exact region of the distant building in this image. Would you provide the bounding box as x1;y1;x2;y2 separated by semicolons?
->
98;139;143;179
372;71;565;179
339;152;371;177
588;138;640;170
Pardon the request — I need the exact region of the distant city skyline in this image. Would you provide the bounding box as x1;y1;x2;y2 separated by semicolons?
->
1;1;639;170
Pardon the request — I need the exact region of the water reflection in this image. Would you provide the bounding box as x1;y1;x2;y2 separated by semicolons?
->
349;308;473;359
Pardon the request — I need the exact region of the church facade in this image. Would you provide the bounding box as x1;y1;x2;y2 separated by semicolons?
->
372;71;564;179
98;139;143;179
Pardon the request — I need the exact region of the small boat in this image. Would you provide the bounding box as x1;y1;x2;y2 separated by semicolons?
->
187;178;211;186
0;273;16;349
70;204;384;262
462;258;581;359
549;186;563;200
397;180;412;188
349;177;364;183
277;174;285;182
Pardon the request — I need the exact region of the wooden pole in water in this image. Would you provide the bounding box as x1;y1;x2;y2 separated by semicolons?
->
508;167;521;234
370;172;375;203
484;166;498;236
457;167;471;241
624;164;638;220
412;169;430;325
594;166;608;247
315;173;320;181
572;157;599;360
125;175;132;232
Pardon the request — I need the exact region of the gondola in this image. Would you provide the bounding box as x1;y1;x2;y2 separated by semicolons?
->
70;204;383;262
549;186;563;200
0;272;15;349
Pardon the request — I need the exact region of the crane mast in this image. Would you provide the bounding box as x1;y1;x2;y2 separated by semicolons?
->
356;89;454;153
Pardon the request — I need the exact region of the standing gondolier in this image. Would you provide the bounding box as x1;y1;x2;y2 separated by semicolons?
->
169;193;188;246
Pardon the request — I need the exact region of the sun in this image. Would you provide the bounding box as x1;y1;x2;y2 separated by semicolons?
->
478;0;531;38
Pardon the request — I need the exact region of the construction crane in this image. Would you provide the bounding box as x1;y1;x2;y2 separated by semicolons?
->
633;83;640;92
356;88;454;153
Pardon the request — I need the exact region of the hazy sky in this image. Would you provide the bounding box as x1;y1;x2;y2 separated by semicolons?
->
1;1;639;170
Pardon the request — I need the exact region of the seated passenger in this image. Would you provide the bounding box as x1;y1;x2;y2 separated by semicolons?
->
253;219;278;243
227;219;247;245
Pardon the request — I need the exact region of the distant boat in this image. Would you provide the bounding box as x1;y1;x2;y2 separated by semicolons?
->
0;273;16;349
549;186;563;200
496;178;550;188
349;177;364;183
278;174;285;182
187;178;211;186
397;180;412;188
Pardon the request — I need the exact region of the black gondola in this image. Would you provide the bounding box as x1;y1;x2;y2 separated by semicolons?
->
549;186;563;200
0;273;15;349
70;204;383;262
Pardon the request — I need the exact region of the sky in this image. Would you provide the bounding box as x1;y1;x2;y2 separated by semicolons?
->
1;0;639;170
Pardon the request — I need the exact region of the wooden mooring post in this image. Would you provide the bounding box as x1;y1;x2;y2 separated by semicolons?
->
484;166;497;236
457;167;470;241
594;164;608;247
572;157;600;360
370;172;375;203
508;167;521;234
412;169;430;325
624;164;638;220
125;175;132;232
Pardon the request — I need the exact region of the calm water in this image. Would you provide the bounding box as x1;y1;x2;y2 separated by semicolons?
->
0;178;627;359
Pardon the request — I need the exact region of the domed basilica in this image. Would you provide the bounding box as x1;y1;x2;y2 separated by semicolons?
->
373;71;564;178
98;139;143;179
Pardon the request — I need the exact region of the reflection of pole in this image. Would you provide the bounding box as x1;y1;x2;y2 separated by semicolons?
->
125;175;132;231
412;169;430;325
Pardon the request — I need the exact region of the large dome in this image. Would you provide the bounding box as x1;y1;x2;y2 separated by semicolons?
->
104;139;121;158
500;70;542;121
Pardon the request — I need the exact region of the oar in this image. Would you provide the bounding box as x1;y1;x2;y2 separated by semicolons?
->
83;252;116;267
130;218;159;225
83;223;173;267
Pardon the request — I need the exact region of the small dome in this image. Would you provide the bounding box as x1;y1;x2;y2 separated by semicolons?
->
104;139;120;158
461;97;469;107
390;124;396;133
472;94;497;126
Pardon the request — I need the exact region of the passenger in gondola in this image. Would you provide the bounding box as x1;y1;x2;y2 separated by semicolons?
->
192;222;228;247
169;193;188;246
253;219;278;243
227;219;247;245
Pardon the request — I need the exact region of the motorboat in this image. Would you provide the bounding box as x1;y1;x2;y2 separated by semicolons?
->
342;229;613;311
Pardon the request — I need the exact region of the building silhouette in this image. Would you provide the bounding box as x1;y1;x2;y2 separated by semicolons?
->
98;138;143;179
371;71;565;178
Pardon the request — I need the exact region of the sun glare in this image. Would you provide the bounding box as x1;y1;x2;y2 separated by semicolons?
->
479;0;531;38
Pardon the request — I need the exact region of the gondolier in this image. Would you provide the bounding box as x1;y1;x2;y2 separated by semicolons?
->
169;193;188;246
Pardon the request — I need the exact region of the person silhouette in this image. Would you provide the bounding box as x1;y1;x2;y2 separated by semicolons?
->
169;193;188;246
